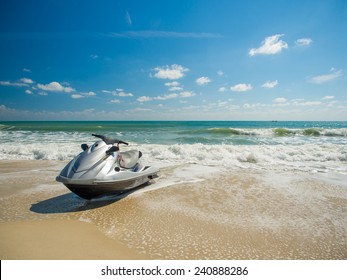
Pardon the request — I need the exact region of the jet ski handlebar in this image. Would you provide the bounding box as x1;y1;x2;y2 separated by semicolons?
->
92;134;129;146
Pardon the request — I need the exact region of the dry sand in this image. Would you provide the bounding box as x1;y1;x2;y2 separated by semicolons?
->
0;220;145;259
0;160;346;259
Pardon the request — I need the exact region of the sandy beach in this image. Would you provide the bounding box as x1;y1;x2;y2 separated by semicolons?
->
0;160;346;260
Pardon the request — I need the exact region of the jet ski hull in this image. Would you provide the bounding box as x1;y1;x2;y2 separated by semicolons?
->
56;134;159;200
57;170;158;199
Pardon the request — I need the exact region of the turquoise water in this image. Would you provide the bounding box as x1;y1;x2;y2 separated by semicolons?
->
0;121;346;174
1;121;347;145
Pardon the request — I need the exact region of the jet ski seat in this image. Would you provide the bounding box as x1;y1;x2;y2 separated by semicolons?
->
119;150;142;169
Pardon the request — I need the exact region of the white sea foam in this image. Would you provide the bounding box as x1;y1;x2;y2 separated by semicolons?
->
1;139;346;173
1;128;346;174
144;143;347;173
0;142;79;160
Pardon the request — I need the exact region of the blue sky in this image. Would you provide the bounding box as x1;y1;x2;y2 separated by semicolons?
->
0;0;346;120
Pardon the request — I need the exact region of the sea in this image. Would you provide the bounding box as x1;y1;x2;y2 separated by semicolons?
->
0;121;347;174
1;120;347;260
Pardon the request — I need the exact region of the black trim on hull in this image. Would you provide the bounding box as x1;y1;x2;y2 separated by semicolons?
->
64;183;133;199
63;175;155;200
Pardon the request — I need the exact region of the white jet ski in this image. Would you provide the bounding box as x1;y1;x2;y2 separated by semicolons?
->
56;134;159;199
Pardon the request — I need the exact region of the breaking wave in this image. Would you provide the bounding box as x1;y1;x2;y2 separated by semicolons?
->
1;140;346;174
179;127;347;138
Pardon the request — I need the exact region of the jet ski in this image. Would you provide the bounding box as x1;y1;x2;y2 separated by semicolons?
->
56;133;159;199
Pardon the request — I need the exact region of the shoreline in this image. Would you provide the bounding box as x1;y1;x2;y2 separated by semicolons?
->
0;160;346;260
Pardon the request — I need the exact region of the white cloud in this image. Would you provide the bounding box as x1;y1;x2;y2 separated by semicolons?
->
20;78;34;84
243;103;267;109
262;80;278;88
291;98;305;102
154;91;195;100
90;54;99;59
25;89;33;94
37;81;75;93
131;108;153;112
110;99;121;103
273;97;287;103
80;91;96;96
183;105;200;110
327;100;337;107
179;91;195;98
272;102;290;107
125;10;132;26
165;81;180;87
293;100;322;106
295;38;313;46
137;91;195;102
57;91;96;99
218;87;227;92
0;80;29;87
0;77;33;88
102;89;133;96
217;101;228;107
71;94;84;99
309;69;342;84
217;70;224;76
0;105;110;121
153;64;189;80
196;76;211;86
154;93;178;100
137;96;152;102
249;34;288;56
302;101;323;106
230;83;253;92
0;81;11;86
168;86;183;91
165;81;182;91
322;96;335;100
117;91;133;97
23;68;31;73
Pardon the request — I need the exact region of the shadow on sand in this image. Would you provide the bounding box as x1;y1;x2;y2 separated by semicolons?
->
30;188;141;214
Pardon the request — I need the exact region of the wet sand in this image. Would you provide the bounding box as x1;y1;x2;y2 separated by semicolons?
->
0;160;346;259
